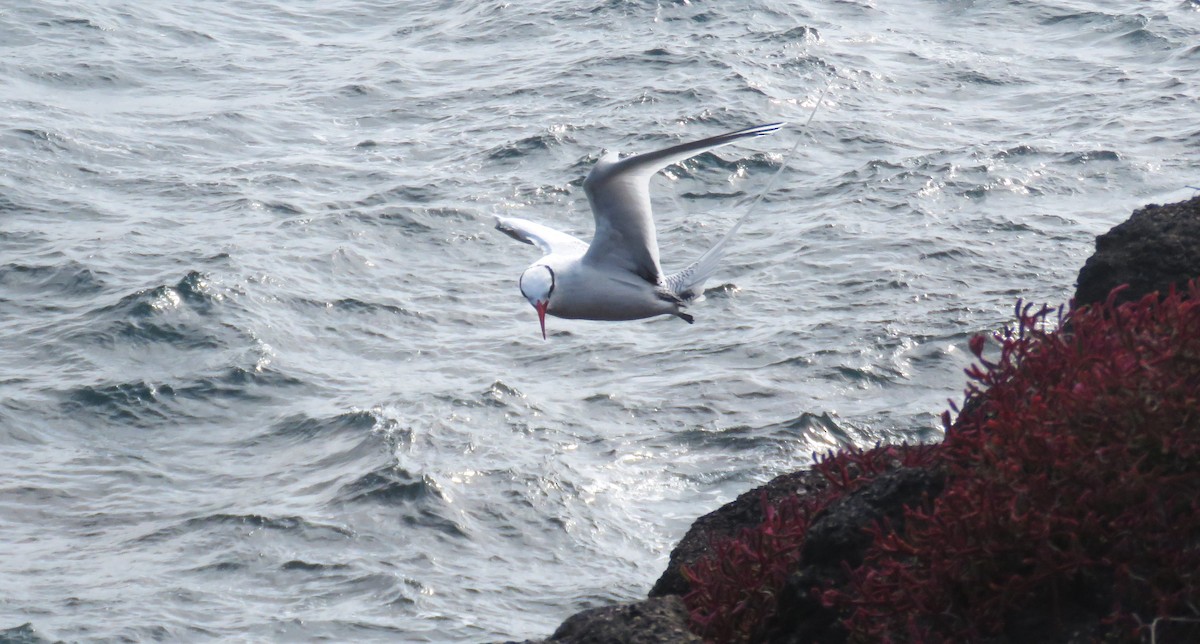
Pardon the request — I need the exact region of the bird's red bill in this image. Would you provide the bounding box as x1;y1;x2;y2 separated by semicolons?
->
536;301;548;340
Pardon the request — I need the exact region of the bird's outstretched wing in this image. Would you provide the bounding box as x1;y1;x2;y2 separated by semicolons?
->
581;123;783;285
495;215;589;257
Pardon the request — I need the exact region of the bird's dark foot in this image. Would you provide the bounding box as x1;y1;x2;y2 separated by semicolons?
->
678;312;695;324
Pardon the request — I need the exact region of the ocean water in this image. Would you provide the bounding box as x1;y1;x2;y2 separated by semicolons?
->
2;0;1198;641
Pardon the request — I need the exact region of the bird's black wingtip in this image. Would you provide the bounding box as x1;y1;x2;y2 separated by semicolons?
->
729;123;784;139
754;122;785;135
494;217;536;246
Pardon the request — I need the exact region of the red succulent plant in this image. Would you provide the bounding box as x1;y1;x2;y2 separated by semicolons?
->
681;279;1200;643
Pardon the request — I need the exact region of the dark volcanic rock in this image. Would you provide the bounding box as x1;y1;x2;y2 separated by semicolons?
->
765;466;945;644
800;466;944;568
649;467;834;598
646;461;944;644
546;596;701;644
1074;194;1200;306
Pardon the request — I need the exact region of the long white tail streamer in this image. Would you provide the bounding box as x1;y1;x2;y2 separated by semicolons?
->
665;82;833;300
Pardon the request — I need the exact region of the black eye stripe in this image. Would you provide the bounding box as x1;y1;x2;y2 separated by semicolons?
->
545;266;555;297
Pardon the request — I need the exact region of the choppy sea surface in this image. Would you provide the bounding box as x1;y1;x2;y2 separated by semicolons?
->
2;0;1198;641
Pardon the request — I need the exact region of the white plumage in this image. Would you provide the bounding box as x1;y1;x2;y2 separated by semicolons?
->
497;122;783;339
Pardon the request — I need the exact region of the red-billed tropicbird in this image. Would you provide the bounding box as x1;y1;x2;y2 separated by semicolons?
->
496;122;783;339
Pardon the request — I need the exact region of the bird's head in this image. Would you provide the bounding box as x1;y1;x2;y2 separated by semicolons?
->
519;264;555;340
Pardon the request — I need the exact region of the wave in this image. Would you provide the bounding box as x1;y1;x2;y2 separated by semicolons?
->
0;261;107;299
55;365;305;426
774;411;856;446
0;623;53;644
279;559;353;573
256;410;378;442
135;513;354;545
95;271;219;318
330;451;467;539
487;132;564;161
54;271;256;364
669;411;858;456
215;197;306;216
61;381;174;424
174;365;305;400
1061;149;1121;165
292;296;433;321
334;466;438;505
480;380;528;408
